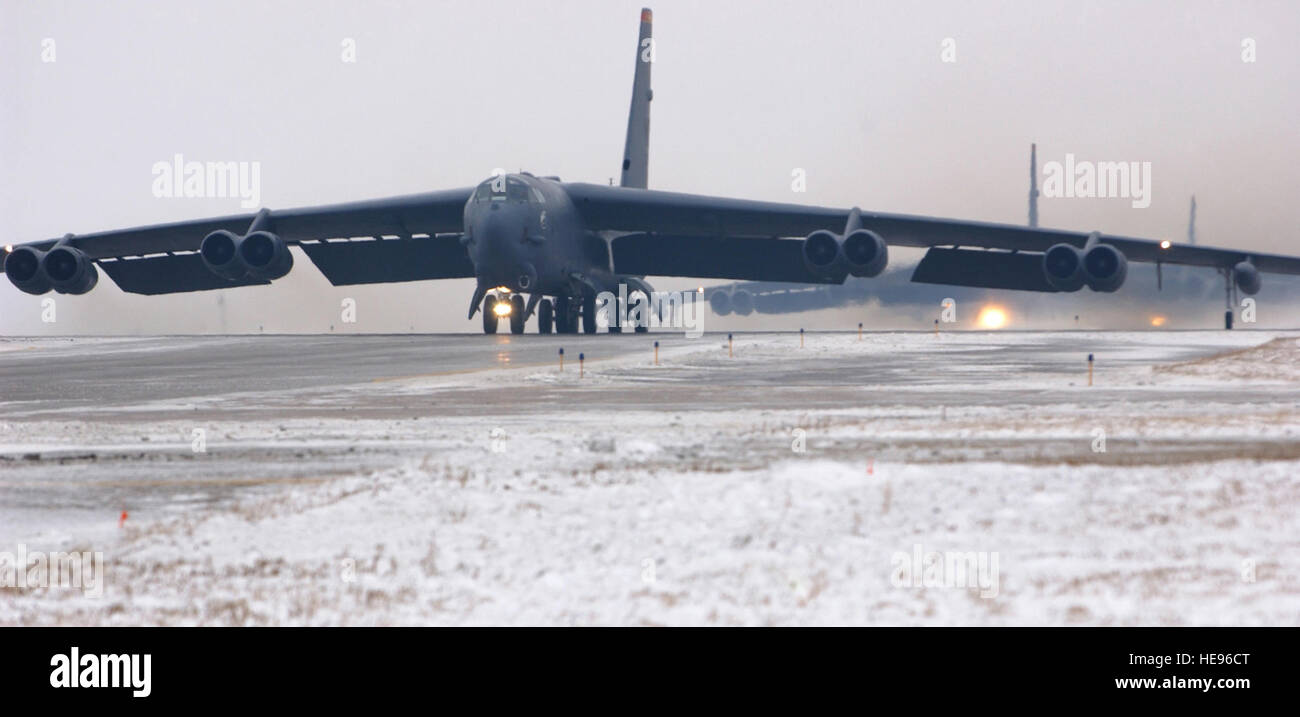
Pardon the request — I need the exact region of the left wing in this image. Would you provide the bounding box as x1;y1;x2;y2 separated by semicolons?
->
565;183;1300;285
3;189;475;294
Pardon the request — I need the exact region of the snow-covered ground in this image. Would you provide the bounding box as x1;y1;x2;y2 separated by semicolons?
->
2;331;1298;625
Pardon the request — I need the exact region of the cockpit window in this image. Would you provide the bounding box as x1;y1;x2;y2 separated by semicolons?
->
506;178;531;202
475;177;532;203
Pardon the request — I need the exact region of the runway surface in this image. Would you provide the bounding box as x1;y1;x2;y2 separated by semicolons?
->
2;330;1298;625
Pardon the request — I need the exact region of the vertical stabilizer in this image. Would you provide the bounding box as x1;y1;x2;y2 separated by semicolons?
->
1187;195;1197;245
620;8;653;188
1028;143;1039;228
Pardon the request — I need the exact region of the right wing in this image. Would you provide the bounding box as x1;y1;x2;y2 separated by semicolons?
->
564;183;1300;285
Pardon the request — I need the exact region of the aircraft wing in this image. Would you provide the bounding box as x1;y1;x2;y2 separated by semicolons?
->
567;183;1300;286
2;189;475;294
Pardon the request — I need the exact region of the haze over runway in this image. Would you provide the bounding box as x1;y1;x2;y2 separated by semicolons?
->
4;0;1299;334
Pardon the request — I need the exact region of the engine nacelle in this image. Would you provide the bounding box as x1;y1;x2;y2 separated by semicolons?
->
201;230;246;280
1082;244;1128;292
42;246;99;295
731;289;754;316
1234;261;1261;295
239;231;293;280
4;246;52;295
708;290;733;316
841;229;888;278
1042;243;1085;292
801;230;844;279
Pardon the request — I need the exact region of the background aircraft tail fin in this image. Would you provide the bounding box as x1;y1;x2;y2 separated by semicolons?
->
620;8;653;188
1028;143;1039;228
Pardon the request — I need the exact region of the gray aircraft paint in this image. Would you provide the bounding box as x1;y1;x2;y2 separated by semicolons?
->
620;8;654;190
5;8;1300;336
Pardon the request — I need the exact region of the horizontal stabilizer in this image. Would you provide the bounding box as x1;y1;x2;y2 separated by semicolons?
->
911;248;1058;292
99;254;268;295
299;234;474;286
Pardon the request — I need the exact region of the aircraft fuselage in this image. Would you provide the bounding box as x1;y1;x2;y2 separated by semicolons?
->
462;173;612;298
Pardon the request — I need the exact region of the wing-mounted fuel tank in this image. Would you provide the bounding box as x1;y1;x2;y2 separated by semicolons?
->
1234;260;1261;295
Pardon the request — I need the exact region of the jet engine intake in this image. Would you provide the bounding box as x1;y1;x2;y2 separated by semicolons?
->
1082;244;1128;292
841;229;888;278
1042;243;1085;292
4;246;52;295
42;246;99;295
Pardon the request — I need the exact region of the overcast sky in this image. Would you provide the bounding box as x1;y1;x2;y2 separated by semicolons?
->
2;0;1297;333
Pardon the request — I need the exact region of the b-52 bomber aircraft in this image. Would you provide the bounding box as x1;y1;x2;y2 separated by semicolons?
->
5;8;1298;333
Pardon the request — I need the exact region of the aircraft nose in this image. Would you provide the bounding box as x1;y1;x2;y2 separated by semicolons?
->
474;209;531;288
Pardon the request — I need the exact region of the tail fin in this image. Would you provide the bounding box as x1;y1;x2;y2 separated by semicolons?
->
620;8;653;188
1028;143;1039;228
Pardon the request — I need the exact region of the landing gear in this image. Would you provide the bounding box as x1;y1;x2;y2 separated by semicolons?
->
483;295;499;334
510;294;526;334
1221;266;1237;330
538;299;553;334
581;291;597;334
555;295;573;333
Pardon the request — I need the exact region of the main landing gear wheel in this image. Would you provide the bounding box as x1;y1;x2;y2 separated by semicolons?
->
482;295;499;334
556;295;573;333
581;291;598;334
510;294;526;334
538;299;553;334
632;290;649;333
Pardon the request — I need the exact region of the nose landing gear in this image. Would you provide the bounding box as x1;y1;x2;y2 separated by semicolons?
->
482;291;530;334
482;294;500;334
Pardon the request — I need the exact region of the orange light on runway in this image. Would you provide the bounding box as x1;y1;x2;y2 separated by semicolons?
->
1150;315;1167;327
976;305;1009;329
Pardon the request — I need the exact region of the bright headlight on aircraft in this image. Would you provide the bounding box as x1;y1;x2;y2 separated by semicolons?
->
493;302;512;317
1160;240;1171;249
976;305;1008;329
3;244;11;253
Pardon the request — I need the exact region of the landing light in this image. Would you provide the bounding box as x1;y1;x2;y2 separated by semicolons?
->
976;305;1008;329
1160;240;1171;250
1150;315;1167;327
493;302;513;317
3;245;11;253
494;286;510;293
